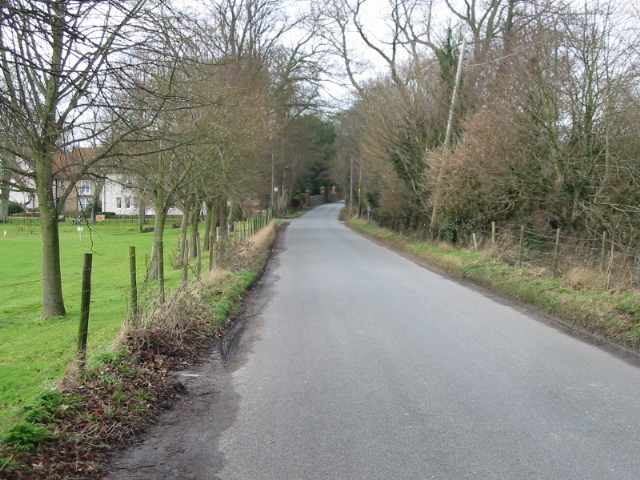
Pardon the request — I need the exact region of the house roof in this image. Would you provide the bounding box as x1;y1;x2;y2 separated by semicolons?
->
52;147;105;180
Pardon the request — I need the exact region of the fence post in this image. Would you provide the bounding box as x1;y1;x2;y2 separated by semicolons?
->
158;240;165;303
601;231;608;272
209;230;215;271
606;238;615;289
129;246;138;320
553;228;561;277
491;222;496;246
182;237;189;284
472;232;478;251
518;225;525;268
77;253;93;370
196;232;202;280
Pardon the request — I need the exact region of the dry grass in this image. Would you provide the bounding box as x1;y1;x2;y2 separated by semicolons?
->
562;267;606;291
442;254;465;266
248;219;276;252
437;241;454;250
524;266;549;278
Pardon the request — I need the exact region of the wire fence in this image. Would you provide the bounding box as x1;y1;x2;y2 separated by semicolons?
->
364;209;640;290
446;222;640;290
0;210;274;429
5;214;184;227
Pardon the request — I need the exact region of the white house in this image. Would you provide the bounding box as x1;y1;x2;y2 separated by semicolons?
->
101;173;182;217
6;153;183;217
102;173;138;215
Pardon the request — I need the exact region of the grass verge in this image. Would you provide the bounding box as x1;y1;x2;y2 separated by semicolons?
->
347;217;640;350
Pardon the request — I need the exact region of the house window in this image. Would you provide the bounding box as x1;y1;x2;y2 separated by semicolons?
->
116;197;122;208
78;197;90;211
125;197;131;208
79;180;91;195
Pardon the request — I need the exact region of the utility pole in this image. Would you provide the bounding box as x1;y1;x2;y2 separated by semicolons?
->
349;157;354;217
430;38;467;232
444;37;467;149
358;160;363;218
270;158;275;210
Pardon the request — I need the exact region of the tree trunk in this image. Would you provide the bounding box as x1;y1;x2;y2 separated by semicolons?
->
177;203;190;267
0;157;10;223
0;187;9;224
148;186;168;281
189;203;200;258
90;178;104;224
138;197;146;225
37;155;66;318
203;200;215;251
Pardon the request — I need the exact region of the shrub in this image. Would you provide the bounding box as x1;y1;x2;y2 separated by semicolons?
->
8;203;25;215
3;422;51;450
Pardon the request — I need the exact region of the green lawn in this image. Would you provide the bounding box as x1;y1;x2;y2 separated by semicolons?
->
0;220;185;429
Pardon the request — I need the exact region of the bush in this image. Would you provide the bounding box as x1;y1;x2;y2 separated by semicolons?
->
3;422;51;450
97;211;117;219
23;391;64;416
8;203;24;215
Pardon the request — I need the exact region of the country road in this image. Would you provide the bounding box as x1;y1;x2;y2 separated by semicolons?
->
109;201;640;479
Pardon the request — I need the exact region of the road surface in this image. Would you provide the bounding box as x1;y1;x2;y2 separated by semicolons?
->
109;201;640;479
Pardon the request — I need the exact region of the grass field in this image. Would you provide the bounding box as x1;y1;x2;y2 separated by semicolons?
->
0;220;186;430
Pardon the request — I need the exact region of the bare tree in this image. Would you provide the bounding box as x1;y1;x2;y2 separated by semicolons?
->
0;0;184;317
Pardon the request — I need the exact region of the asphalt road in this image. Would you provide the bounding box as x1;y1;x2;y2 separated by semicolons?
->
110;201;640;479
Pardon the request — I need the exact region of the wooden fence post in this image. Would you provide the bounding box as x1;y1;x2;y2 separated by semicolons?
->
601;231;608;272
491;222;496;246
182;237;189;284
209;230;215;271
472;232;478;251
605;238;615;290
196;232;202;280
158;240;165;303
518;225;525;268
77;253;93;370
553;228;561;277
129;246;138;320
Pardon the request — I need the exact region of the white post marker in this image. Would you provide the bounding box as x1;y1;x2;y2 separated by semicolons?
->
77;226;83;241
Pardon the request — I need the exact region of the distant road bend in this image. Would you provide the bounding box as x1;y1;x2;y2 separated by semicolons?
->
110;201;640;480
